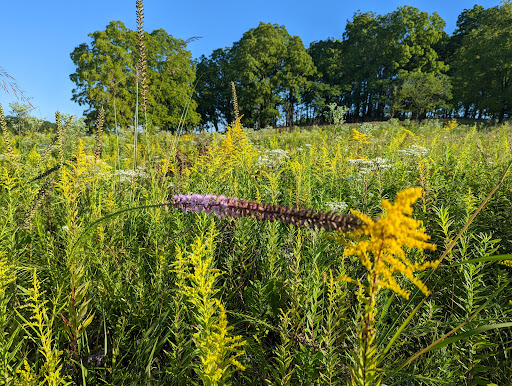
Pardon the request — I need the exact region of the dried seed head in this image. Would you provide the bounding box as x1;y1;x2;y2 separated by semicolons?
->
94;107;105;161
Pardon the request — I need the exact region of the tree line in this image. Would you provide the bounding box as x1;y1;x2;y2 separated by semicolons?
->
69;3;512;131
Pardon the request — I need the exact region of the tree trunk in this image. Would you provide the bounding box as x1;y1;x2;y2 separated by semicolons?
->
499;108;505;123
288;92;295;130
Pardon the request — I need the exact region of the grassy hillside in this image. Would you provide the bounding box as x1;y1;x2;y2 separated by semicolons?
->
1;112;511;384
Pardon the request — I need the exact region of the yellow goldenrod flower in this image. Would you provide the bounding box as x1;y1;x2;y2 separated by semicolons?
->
344;187;438;299
342;188;438;385
444;119;457;130
351;128;373;145
220;116;257;165
173;224;246;383
402;128;415;137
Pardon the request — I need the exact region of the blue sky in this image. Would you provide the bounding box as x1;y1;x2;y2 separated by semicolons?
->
0;0;502;121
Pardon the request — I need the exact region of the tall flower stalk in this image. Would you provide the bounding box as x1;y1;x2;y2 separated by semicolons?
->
173;222;246;384
169;193;364;232
136;0;148;118
340;188;438;385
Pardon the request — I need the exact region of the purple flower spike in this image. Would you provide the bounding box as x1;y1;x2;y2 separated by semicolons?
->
169;194;363;233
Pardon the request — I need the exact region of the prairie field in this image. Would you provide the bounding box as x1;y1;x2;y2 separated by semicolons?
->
1;113;512;385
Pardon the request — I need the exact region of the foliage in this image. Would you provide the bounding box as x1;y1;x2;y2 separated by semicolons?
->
197;22;315;129
193;3;511;126
195;48;235;131
174;221;246;384
392;71;452;119
70;20;200;131
451;3;512;122
2;99;512;384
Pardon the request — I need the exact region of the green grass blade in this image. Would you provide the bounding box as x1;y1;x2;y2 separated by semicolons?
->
449;254;512;267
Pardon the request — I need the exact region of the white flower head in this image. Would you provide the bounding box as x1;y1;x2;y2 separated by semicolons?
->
325;201;348;212
256;149;289;168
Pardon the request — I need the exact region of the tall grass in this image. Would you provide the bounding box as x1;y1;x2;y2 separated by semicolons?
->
1;106;511;384
1;3;512;383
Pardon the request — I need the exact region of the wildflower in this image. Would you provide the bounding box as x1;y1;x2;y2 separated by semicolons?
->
114;168;148;183
348;157;393;174
343;187;438;299
351;128;373;144
256;149;290;169
325;201;348;212
398;144;429;157
87;350;106;367
358;122;375;134
402;128;415;137
348;158;372;167
444;119;457;130
220;116;256;164
170;194;364;232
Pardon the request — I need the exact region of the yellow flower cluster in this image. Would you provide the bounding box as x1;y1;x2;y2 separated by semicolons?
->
174;224;246;383
220;116;256;165
0;250;14;301
344;188;438;299
196;300;246;384
19;270;67;385
351;128;373;145
444;119;457;130
402;128;415;137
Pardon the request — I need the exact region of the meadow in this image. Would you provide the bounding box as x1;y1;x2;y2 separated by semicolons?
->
1;109;512;385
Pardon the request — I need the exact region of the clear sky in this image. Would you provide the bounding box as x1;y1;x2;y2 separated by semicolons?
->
0;0;502;121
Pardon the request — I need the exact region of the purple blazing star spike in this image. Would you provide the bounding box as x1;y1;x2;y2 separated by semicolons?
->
169;194;364;233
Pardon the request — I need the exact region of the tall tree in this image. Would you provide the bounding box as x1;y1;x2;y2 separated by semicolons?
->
230;22;287;128
70;21;200;131
340;7;448;121
452;3;512;122
392;71;451;119
195;48;234;131
306;38;344;123
229;22;315;128
341;11;383;121
280;35;316;128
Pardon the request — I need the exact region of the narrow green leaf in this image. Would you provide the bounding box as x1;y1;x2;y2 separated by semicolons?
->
449;254;512;267
377;298;425;365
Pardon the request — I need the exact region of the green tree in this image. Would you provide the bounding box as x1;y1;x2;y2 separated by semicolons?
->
452;4;512;121
392;71;452;120
341;11;383;120
306;38;344;123
280;35;316;128
195;48;234;131
230;22;287;128
70;21;200;131
230;22;315;128
8;102;35;134
340;6;447;120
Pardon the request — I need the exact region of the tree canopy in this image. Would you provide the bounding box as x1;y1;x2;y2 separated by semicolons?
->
452;3;512;121
195;22;315;129
70;21;199;131
71;3;512;129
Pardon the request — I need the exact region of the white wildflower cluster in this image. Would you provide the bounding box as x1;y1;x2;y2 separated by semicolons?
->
82;155;112;178
114;167;149;183
398;144;429;157
325;201;348;213
0;154;21;160
358;122;376;134
348;157;393;175
256;149;290;168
